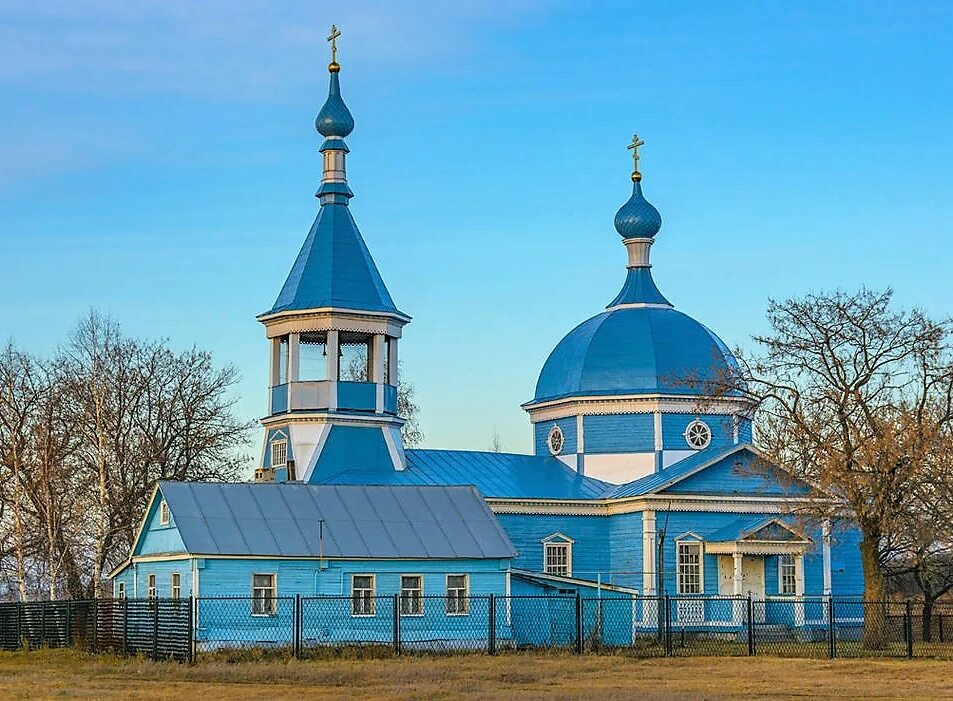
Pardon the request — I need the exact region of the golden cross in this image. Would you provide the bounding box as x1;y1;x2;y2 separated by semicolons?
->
627;133;646;173
327;24;341;63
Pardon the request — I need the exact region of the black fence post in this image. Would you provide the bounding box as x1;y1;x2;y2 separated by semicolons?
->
574;593;583;654
16;602;23;650
294;594;302;659
905;600;914;659
91;600;98;654
187;596;194;664
664;595;673;656
827;596;836;659
940;614;945;643
488;595;496;656
41;602;46;649
746;595;755;656
392;594;401;656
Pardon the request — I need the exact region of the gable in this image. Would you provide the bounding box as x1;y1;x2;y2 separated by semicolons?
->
743;521;804;542
661;450;812;497
134;489;187;556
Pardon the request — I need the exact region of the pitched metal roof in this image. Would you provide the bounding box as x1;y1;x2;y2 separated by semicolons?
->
316;449;612;500
157;481;516;559
707;516;808;543
265;204;404;317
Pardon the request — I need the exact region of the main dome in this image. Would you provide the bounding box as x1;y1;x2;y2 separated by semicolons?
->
531;306;738;404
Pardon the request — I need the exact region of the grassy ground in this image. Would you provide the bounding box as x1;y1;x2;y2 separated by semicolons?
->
1;649;952;700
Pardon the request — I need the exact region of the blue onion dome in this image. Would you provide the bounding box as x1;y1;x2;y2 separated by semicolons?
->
315;67;354;138
532;307;739;403
614;180;662;239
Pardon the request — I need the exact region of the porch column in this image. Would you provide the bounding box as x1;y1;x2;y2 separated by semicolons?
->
794;553;806;626
822;520;832;596
732;552;744;624
642;511;656;596
269;338;281;386
288;332;300;382
387;337;399;385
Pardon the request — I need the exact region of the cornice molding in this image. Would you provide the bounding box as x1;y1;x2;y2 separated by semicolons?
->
523;394;751;423
258;307;409;338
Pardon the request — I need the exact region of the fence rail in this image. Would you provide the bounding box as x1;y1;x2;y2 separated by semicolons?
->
1;595;951;663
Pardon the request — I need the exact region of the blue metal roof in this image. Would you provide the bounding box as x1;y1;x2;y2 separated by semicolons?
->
603;444;751;499
706;516;804;543
265;203;403;316
316;449;611;500
157;481;516;559
530;306;739;405
607;267;671;308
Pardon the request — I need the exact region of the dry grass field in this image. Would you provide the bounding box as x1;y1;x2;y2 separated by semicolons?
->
2;649;952;700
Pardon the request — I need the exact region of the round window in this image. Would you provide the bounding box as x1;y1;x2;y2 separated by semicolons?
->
684;419;712;450
547;425;565;456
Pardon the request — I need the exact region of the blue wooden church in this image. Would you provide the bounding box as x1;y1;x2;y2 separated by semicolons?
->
112;34;863;645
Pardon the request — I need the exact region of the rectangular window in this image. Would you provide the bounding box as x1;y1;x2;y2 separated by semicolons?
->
116;581;125;599
446;574;469;615
171;572;181;599
677;542;702;594
252;574;277;616
278;336;289;384
779;554;797;595
271;439;288;468
400;575;423;616
159;500;170;525
299;332;329;381
147;573;157;599
544;542;572;577
351;575;375;616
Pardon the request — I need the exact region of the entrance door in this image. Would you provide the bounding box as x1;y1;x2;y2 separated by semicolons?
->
717;555;766;623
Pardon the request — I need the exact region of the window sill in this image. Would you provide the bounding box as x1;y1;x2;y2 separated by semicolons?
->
350;613;376;618
446;612;470;617
251;613;278;618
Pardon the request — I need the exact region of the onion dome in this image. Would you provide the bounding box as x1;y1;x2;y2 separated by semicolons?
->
614;180;662;239
315;69;354;138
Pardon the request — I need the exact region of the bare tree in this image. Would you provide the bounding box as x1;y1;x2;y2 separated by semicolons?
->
731;288;953;647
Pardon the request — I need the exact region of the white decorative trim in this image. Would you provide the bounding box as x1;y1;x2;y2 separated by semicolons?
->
576;414;585;454
822;519;832;596
705;541;810;556
299;424;332;483
684;419;712;450
382;426;406;471
605;302;674;311
642;511;656;594
524;394;749;424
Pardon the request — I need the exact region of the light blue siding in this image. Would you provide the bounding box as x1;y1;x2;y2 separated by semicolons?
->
608;512;643;590
662;450;811;496
533;417;577;456
583;413;654;454
134;496;186;556
497;513;609;581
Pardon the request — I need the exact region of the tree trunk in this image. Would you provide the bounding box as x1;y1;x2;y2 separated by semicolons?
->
859;534;887;649
922;598;935;643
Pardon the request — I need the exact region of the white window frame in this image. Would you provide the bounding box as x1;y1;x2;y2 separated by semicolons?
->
116;581;125;599
271;439;288;468
400;574;424;616
251;573;277;616
446;574;469;616
779;554;797;596
159;500;170;526
547;425;565;456
676;540;703;595
171;572;181;599
147;573;157;599
543;540;573;577
351;574;376;617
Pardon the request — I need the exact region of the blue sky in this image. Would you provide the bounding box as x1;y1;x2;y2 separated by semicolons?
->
2;1;952;456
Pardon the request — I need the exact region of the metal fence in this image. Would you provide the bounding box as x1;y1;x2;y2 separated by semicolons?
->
1;595;951;662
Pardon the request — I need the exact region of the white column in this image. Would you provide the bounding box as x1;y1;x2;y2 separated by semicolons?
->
822;520;832;596
288;332;300;382
733;552;744;625
373;334;385;413
642;511;656;595
794;553;806;626
327;330;339;411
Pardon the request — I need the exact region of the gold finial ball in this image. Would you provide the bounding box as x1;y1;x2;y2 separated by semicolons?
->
328;61;341;73
631;171;642;183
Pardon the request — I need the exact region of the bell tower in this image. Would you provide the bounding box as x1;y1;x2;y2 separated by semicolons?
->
255;27;410;483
